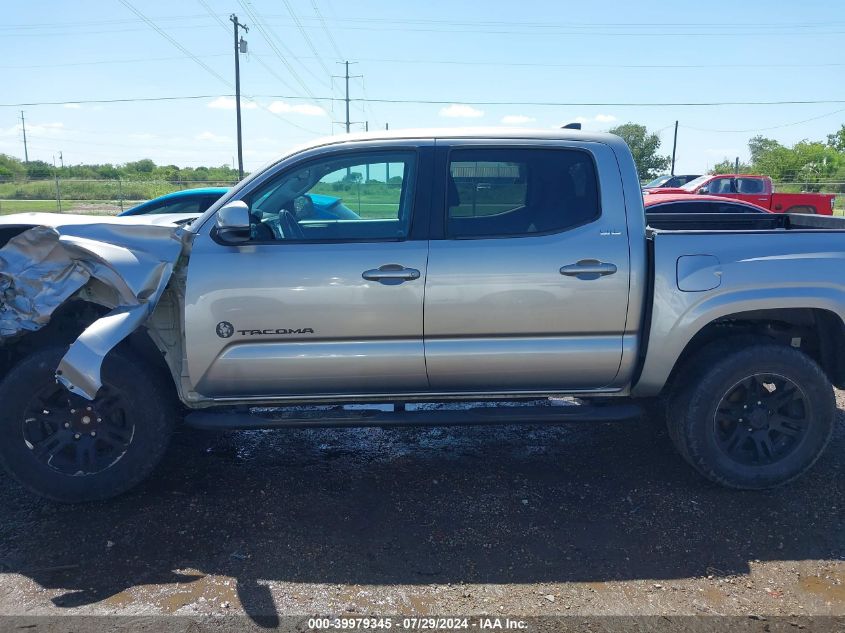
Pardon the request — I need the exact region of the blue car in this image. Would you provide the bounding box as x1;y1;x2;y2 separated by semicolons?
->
298;193;361;220
118;187;229;216
119;188;360;222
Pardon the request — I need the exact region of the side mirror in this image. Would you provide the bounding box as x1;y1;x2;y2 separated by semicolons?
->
697;187;709;194
216;200;251;244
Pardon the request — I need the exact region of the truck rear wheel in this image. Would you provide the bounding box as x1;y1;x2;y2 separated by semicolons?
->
668;343;835;489
0;346;175;502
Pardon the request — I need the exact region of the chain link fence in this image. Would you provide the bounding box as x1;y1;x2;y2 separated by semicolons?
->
0;178;237;216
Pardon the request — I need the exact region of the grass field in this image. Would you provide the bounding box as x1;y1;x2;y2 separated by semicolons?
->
0;199;144;216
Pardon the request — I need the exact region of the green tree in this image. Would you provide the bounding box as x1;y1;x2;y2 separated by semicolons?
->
608;123;670;180
25;160;53;179
745;135;842;189
748;136;783;164
710;159;752;174
826;125;845;152
0;154;26;180
123;159;155;176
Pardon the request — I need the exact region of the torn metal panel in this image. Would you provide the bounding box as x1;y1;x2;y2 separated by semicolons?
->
0;226;91;336
0;213;187;399
56;304;151;400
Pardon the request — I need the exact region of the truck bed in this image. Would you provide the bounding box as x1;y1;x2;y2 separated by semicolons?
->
636;210;845;397
646;212;845;233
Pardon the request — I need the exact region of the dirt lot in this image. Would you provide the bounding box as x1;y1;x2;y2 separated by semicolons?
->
0;392;842;630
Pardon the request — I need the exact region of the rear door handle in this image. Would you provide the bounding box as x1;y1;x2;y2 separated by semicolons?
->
560;260;618;279
362;264;421;284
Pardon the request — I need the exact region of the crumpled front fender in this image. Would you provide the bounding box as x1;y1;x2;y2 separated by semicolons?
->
0;213;187;400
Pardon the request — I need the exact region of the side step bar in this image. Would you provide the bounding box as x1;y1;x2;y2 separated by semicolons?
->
184;402;643;431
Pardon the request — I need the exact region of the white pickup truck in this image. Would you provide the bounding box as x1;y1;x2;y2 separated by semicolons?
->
0;128;842;502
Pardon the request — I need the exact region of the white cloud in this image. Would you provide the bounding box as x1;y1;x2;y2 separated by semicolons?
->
129;133;156;140
501;115;535;125
62;103;82;109
267;101;327;116
207;96;258;110
439;104;484;118
196;131;231;143
0;121;65;140
594;114;617;123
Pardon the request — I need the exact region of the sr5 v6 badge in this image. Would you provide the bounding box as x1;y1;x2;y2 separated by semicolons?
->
216;321;314;338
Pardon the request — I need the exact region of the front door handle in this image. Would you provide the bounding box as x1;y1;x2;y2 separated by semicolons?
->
362;264;421;284
560;259;617;279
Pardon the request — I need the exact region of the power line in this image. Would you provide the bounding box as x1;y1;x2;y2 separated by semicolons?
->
361;97;845;107
6;53;844;72
12;19;843;39
117;0;231;87
196;0;299;94
286;55;845;71
237;0;327;95
281;0;332;77
311;0;343;60
6;15;845;31
0;53;229;70
681;107;845;133
4;95;845;108
247;20;845;38
195;0;325;136
259;15;845;31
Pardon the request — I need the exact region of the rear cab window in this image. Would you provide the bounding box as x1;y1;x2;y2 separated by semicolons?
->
736;178;765;194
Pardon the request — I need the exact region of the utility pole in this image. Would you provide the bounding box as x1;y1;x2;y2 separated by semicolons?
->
364;121;370;181
335;61;361;133
670;120;678;176
20;111;29;163
230;14;248;180
52;155;62;213
344;61;351;132
58;151;64;169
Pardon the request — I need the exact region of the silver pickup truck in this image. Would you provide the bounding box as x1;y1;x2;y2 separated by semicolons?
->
1;128;843;502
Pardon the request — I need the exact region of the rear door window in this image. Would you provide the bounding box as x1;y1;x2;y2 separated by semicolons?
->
446;148;600;238
736;178;765;194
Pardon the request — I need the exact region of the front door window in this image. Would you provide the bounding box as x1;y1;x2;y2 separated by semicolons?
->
246;152;417;242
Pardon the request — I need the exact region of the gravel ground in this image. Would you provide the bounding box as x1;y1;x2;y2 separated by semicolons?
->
0;393;842;629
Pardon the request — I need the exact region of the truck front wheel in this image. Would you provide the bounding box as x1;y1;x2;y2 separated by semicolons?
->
0;346;175;502
668;343;835;489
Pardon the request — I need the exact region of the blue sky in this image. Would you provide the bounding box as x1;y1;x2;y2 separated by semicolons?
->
3;0;844;173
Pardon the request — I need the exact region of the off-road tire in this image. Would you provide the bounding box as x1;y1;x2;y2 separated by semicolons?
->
0;346;175;502
667;342;835;489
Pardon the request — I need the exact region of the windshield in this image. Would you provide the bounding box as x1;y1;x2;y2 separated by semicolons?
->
643;175;671;188
679;175;711;191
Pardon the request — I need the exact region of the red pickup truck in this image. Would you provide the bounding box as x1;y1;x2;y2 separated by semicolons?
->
645;174;836;215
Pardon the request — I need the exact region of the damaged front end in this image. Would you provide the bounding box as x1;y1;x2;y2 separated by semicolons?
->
0;213;188;400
